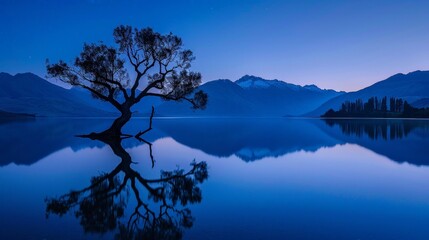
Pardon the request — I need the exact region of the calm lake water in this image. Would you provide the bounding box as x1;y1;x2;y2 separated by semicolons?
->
1;118;429;239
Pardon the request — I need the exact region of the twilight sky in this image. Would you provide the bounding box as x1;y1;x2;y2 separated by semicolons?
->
0;0;428;91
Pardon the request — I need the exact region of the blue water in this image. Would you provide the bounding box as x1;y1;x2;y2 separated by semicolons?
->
1;118;429;239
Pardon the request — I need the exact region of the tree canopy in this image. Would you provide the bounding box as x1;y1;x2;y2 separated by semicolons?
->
47;25;207;136
47;25;207;113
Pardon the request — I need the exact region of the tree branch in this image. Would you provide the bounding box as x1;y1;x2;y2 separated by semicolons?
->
130;60;156;98
145;92;200;109
74;83;122;111
134;68;176;102
135;106;155;138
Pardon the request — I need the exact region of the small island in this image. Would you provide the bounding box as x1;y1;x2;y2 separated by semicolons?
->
322;96;429;118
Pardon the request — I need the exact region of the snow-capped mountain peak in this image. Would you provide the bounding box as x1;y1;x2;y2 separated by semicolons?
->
235;75;291;89
303;84;322;92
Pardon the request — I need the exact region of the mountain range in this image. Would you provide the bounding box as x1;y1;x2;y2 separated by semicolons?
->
1;71;429;117
155;75;343;116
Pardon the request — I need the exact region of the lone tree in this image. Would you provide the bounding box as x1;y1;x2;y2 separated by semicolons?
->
47;25;207;138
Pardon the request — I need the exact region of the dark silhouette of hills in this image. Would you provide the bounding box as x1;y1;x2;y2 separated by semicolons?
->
307;71;429;116
155;75;343;116
0;72;115;116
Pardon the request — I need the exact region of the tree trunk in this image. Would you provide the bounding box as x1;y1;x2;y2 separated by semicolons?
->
97;107;132;139
77;101;135;140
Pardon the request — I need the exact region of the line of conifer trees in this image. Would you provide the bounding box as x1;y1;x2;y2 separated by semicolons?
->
322;96;429;118
339;97;405;113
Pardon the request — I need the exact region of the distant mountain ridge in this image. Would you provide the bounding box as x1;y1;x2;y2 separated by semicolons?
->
0;72;115;117
0;72;342;117
235;75;338;93
306;70;429;116
3;71;428;118
236;75;294;89
155;75;344;116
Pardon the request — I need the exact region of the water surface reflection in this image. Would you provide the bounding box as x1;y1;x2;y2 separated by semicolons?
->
321;118;429;165
2;118;429;166
45;131;208;239
2;118;429;239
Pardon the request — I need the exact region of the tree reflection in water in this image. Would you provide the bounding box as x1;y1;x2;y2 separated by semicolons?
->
45;132;208;239
324;119;429;140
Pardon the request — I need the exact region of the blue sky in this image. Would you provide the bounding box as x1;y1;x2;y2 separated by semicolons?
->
0;0;428;91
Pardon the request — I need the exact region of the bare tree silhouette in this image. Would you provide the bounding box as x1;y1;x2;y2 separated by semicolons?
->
47;25;207;139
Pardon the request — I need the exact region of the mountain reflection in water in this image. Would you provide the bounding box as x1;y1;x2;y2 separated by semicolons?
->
1;118;429;167
2;118;429;239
